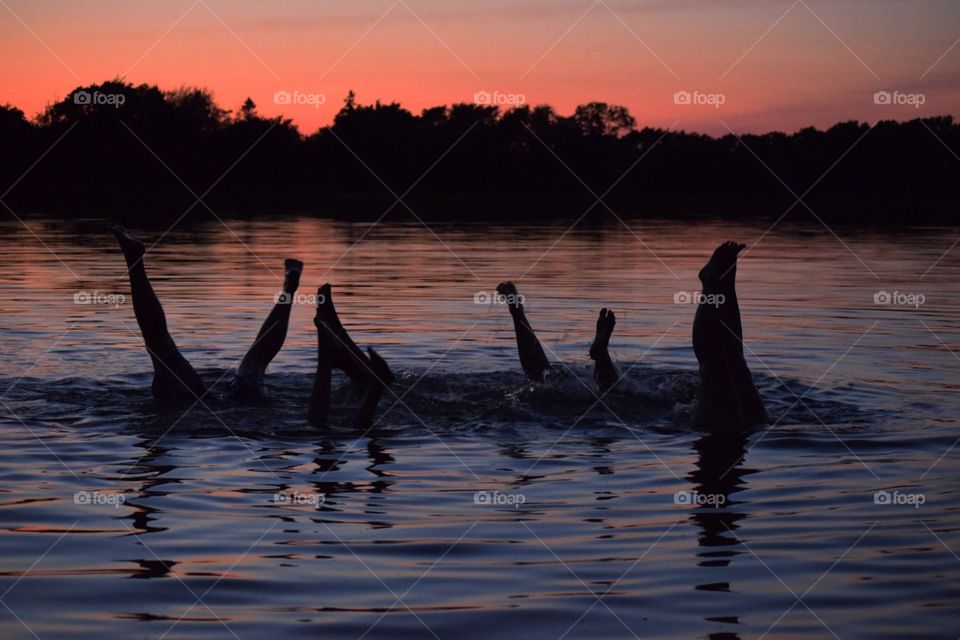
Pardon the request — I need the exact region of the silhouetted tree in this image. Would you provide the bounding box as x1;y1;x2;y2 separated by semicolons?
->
574;102;636;137
1;80;956;220
238;97;258;121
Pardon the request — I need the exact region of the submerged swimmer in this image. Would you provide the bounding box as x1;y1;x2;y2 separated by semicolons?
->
110;226;394;426
496;281;550;382
691;241;766;429
589;308;618;393
498;242;766;430
227;258;304;399
308;284;394;428
496;281;617;391
111;224;300;404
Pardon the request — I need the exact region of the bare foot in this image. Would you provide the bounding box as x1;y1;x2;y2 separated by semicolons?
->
109;225;145;263
496;281;523;308
698;241;745;287
589;308;616;360
283;259;303;294
496;281;518;297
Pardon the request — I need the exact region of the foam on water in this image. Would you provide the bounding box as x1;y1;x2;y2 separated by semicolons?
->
0;362;874;438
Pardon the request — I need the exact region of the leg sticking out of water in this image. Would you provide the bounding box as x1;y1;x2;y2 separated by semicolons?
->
714;246;767;427
308;294;337;426
309;290;395;428
230;259;303;398
315;283;371;385
691;241;766;429
496;282;550;383
589;308;618;393
109;225;208;404
348;349;395;430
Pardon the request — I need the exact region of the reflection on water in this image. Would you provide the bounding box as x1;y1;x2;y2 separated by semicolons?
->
690;431;751;569
0;215;959;639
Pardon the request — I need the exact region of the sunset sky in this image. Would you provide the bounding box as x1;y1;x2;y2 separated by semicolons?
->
1;0;958;135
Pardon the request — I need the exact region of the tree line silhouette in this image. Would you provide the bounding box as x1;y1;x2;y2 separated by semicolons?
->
1;80;957;221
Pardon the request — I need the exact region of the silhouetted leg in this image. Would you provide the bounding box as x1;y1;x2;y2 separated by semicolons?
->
308;297;337;426
315;283;371;385
589;308;618;393
231;259;303;396
692;359;744;430
719;282;744;356
110;225;207;403
712;244;767;426
692;242;765;428
496;281;550;382
718;285;767;425
713;265;758;421
348;349;395;430
692;300;744;428
728;360;766;425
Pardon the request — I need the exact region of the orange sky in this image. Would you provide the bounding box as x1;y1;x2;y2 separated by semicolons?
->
1;0;958;135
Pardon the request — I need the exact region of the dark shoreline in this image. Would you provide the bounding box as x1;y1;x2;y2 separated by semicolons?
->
3;82;958;228
6;191;957;226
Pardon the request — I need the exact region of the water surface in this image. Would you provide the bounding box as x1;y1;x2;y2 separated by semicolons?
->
1;215;958;639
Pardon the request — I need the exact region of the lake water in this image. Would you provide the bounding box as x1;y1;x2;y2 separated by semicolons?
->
0;214;958;639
